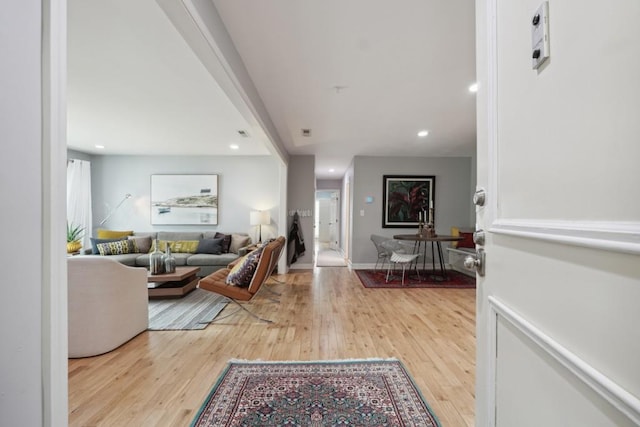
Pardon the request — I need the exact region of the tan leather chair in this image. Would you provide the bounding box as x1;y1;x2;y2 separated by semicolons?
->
68;257;148;358
198;236;285;323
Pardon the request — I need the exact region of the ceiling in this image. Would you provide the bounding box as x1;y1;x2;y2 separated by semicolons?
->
67;0;477;179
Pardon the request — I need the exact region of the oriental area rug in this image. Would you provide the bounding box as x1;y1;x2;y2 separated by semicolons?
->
191;359;441;427
356;269;476;289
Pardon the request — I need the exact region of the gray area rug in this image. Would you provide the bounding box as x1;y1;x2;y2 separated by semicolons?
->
148;289;228;330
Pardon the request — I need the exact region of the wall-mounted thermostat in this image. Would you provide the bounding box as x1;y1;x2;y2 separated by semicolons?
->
531;2;550;69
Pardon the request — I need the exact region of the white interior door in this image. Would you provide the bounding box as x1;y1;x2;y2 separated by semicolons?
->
475;1;640;426
328;191;339;249
345;180;351;260
318;199;330;243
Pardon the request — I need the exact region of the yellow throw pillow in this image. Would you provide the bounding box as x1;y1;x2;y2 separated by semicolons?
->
149;240;170;253
450;227;460;248
97;229;134;239
148;240;200;253
171;240;199;253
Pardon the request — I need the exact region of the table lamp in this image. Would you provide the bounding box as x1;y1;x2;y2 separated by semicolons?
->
250;210;270;243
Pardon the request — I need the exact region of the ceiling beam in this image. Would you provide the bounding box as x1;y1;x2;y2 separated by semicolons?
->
156;0;289;165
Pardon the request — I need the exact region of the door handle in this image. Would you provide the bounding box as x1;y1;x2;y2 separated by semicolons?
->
473;188;486;206
464;248;485;276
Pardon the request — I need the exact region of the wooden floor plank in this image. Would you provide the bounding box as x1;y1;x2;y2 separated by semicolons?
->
69;267;476;426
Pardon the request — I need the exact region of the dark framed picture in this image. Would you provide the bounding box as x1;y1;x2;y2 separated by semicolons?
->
150;174;218;225
382;175;435;228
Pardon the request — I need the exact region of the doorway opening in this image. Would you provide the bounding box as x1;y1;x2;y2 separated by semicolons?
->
314;190;345;267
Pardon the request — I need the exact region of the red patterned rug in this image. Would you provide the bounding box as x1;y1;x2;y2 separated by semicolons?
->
356;269;476;289
191;359;441;426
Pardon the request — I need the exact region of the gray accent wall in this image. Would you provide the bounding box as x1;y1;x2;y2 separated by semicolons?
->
351;156;474;265
90;155;281;239
287;156;315;267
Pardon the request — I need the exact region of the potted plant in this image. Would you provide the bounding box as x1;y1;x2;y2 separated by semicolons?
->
67;222;84;254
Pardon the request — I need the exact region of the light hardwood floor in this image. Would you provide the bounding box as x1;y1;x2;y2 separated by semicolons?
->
68;267;476;426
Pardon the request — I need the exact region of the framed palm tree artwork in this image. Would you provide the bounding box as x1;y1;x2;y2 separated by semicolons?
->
382;175;435;228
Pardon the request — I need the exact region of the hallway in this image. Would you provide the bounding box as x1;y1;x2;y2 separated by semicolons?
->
315;240;346;267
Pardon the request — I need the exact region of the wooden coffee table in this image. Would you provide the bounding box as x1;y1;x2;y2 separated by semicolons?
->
147;266;201;298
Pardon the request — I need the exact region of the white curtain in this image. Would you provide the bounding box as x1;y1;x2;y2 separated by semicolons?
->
67;159;92;249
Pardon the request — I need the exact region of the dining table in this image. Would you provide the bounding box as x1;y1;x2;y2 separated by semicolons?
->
393;234;464;280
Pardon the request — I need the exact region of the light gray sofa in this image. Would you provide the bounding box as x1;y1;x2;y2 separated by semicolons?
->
82;231;252;277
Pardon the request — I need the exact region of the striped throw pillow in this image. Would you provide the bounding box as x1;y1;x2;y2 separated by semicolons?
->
97;239;136;255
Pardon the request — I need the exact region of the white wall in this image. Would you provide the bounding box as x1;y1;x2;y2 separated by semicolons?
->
343;161;355;260
1;1;44;425
68;148;91;162
90;155;281;240
316;179;342;190
159;0;289;164
350;156;474;265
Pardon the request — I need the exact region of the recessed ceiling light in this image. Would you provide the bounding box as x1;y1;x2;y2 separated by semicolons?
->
95;145;104;149
417;130;429;137
229;144;239;150
468;82;478;93
329;168;335;173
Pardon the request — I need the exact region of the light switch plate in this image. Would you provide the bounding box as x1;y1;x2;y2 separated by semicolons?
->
531;2;550;69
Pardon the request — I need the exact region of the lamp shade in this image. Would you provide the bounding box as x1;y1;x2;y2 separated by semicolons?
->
250;210;270;226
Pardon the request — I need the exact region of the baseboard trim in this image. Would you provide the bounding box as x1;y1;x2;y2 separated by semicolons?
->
350;263;454;271
350;263;377;270
287;263;314;270
488;296;640;425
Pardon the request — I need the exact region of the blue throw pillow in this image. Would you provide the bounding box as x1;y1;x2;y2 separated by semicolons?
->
90;237;125;254
196;238;223;255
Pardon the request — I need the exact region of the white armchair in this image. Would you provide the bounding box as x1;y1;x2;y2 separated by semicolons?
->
370;234;392;271
381;239;422;285
68;256;148;358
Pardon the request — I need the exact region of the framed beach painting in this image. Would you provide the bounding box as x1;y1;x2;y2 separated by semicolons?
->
150;174;218;225
382;175;435;228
